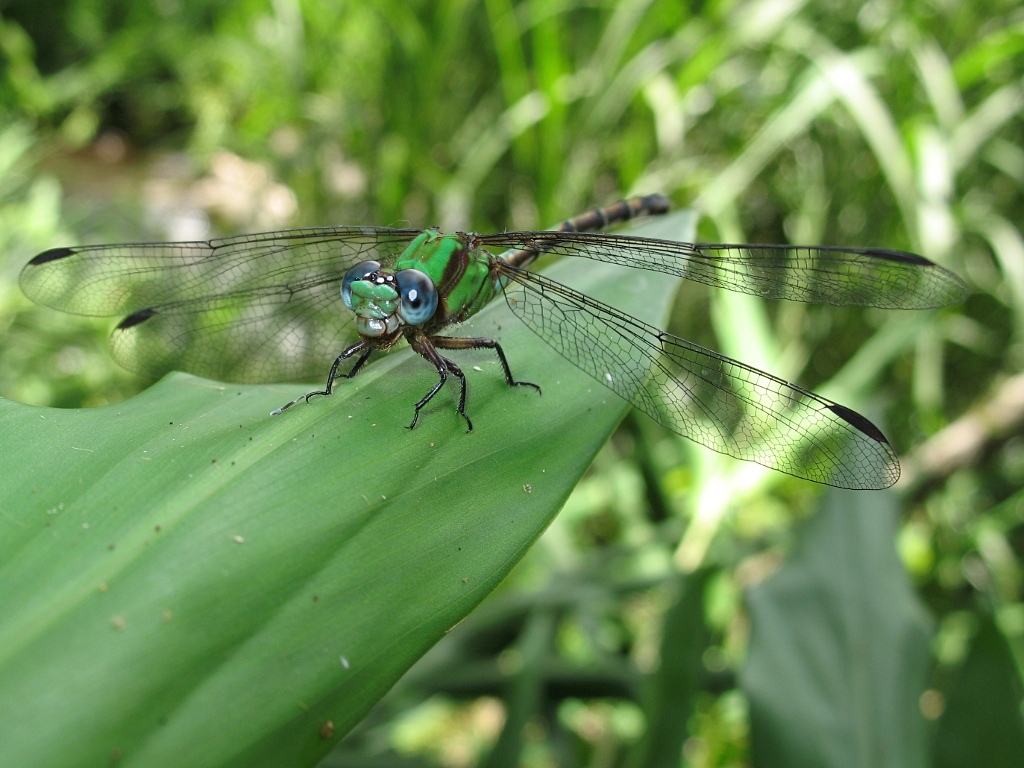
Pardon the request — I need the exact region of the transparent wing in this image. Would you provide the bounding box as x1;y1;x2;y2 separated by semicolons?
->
107;278;358;383
481;232;968;310
20;227;423;382
497;263;900;490
20;227;422;314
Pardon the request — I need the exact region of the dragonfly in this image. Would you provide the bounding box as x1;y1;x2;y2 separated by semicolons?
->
20;194;967;490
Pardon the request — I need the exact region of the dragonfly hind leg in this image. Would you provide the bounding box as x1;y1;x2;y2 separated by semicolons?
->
269;341;372;416
431;336;542;394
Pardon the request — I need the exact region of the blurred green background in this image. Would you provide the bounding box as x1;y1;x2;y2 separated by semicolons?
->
1;0;1022;766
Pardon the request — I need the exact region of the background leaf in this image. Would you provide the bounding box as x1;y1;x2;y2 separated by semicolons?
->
741;492;934;768
934;616;1024;768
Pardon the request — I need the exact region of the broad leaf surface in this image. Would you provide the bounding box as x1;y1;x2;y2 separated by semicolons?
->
934;616;1024;768
0;211;694;768
741;491;934;768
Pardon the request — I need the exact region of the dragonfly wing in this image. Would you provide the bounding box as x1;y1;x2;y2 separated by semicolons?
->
21;227;423;383
109;276;355;383
20;227;422;316
481;232;968;310
497;263;899;490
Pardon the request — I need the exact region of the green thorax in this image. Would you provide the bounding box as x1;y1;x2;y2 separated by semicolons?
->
394;229;498;326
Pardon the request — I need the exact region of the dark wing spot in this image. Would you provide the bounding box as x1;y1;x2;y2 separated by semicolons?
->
117;308;158;330
863;248;933;266
826;403;890;444
28;247;77;265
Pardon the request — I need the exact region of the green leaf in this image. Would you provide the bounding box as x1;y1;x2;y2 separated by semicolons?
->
0;209;694;768
934;616;1024;768
741;492;934;768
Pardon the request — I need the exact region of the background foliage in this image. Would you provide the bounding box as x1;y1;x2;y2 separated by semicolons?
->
1;0;1022;766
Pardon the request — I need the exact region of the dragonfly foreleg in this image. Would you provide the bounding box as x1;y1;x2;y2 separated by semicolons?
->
269;340;371;416
431;336;541;393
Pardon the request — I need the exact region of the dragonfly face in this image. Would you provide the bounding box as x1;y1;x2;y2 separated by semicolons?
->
340;260;439;340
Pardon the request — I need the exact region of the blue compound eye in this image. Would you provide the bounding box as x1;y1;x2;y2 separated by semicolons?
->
341;261;381;309
395;269;438;325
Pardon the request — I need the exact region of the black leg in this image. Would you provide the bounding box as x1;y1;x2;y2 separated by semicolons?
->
441;356;472;432
270;341;371;416
314;345;373;399
407;366;446;430
431;336;541;394
407;336;472;432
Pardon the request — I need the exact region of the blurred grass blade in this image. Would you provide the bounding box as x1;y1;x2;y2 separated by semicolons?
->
812;48;918;241
951;83;1024;173
480;609;557;768
626;568;713;768
694;66;836;217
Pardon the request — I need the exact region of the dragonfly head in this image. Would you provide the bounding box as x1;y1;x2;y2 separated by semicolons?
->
342;260;438;337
